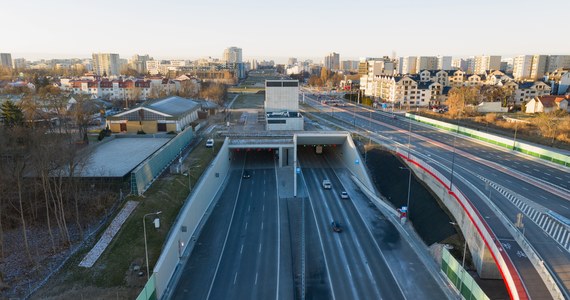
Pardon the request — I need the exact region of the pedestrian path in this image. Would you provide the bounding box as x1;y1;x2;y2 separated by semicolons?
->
480;176;570;252
79;200;139;267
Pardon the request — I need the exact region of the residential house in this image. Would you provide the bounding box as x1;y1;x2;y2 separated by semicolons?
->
525;95;569;113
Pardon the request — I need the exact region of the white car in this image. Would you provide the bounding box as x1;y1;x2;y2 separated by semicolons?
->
340;191;349;199
205;138;214;148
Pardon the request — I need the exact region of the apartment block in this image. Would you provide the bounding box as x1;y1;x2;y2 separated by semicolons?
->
92;53;120;76
324;52;340;71
474;55;501;74
223;47;242;64
0;53;13;68
513;55;533;80
437;56;452;71
416;56;438;72
546;55;570;73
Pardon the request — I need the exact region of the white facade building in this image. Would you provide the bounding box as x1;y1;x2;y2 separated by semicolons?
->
513;55;534;80
265;80;303;131
437;56;452;70
223;47;242;64
92;53;120;76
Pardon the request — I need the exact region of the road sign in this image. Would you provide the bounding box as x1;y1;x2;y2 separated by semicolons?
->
296;167;301;174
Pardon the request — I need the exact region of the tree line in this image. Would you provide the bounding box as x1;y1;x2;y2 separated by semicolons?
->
0;88;116;266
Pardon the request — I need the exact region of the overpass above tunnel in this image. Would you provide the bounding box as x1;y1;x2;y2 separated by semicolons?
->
223;130;375;196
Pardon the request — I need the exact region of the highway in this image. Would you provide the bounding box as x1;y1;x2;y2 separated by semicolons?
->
171;151;286;300
170;145;450;299
302;91;570;297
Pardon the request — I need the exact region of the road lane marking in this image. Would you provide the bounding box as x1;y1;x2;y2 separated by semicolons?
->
261;221;264;231
556;177;562;180
255;272;258;285
262;204;265;212
240;244;244;254
561;205;569;209
521;187;529;191
206;157;248;300
245;222;248;230
258;243;262;253
234;272;238;285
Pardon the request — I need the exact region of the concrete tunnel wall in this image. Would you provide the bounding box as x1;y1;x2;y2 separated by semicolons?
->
408;158;501;279
339;134;375;191
154;137;232;299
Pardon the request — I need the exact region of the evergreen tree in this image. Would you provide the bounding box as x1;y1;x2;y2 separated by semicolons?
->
0;100;24;127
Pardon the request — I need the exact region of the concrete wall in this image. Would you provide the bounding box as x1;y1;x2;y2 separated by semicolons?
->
153;138;232;299
267;117;304;131
407;113;570;166
339;134;375;191
396;148;528;300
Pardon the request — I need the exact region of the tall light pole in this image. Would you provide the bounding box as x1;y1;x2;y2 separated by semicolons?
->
512;121;519;150
449;113;461;192
143;211;162;280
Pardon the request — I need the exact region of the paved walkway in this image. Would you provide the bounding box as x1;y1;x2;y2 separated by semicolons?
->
79;201;139;267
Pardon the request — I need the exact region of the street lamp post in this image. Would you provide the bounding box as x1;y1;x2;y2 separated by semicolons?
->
512;121;519;150
143;211;162;280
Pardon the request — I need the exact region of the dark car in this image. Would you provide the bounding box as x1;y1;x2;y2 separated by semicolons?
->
331;221;342;233
242;170;251;179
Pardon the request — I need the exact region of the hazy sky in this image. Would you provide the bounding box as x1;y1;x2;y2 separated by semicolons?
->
1;0;569;62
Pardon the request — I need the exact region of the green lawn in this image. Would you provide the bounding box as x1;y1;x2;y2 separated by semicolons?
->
231;94;265;109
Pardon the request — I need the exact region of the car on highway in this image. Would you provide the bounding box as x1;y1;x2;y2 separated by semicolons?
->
242;170;251;179
322;179;331;189
331;221;342;232
340;191;349;199
205;138;214;147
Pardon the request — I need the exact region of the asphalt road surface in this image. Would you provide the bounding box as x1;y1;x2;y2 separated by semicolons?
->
302;92;569;298
170;146;451;299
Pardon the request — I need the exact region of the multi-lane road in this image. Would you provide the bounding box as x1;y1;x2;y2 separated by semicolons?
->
170;147;450;299
302;91;570;298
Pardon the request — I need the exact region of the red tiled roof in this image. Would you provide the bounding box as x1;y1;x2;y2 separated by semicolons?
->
537;95;567;108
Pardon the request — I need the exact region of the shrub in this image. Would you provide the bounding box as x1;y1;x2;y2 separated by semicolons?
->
485;113;498;123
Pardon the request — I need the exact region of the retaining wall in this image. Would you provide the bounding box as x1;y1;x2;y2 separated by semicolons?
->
152;137;232;299
396;148;529;300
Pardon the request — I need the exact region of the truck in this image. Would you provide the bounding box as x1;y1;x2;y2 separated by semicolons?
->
315;145;323;154
322;179;331;189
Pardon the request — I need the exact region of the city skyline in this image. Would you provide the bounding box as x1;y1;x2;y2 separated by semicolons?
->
1;0;569;62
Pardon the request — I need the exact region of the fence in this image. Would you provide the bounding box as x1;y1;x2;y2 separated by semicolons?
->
136;274;157;300
130;127;194;195
406;114;570;167
442;248;490;300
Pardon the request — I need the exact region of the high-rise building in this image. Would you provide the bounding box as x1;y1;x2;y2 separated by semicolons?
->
0;53;13;69
92;53;120;76
129;54;151;74
451;58;469;71
530;55;548;80
223;47;242;64
473;55;501;74
287;57;298;66
416;56;438;72
400;56;417;74
324;52;340;71
13;58;27;69
437;56;452;71
513;55;533;80
546;55;570;73
341;60;358;72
